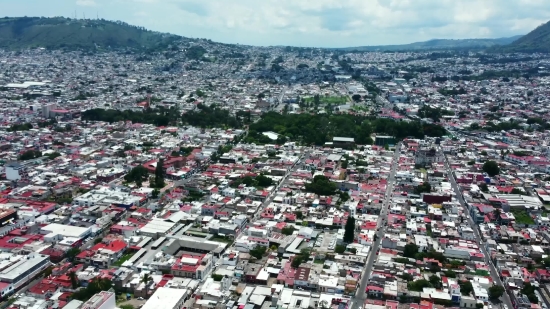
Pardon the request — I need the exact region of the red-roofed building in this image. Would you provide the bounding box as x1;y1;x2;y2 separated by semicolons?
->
171;253;212;280
76;240;127;268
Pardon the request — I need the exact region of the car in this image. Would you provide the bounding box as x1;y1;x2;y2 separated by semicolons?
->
137;297;144;300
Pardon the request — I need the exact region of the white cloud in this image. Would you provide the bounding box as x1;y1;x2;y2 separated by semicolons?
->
76;0;97;6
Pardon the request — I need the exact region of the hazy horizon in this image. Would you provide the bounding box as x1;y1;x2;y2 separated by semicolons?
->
0;0;547;48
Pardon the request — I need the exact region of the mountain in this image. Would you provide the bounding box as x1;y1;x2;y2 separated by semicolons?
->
497;20;550;53
0;17;180;50
339;36;523;52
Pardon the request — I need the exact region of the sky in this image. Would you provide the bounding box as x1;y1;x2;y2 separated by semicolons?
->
1;0;549;48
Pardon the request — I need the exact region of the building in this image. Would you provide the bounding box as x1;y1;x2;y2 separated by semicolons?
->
141;287;190;309
374;135;396;147
415;147;444;165
0;253;51;295
40;223;92;241
332;137;355;149
171;253;213;280
81;291;116;309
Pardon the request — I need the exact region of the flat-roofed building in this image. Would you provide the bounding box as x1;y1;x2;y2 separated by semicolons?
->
142;287;190;309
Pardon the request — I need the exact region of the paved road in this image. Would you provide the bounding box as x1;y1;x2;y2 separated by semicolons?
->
350;144;401;309
253;150;310;221
443;152;513;309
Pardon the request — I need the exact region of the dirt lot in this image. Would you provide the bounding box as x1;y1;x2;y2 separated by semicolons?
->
118;298;147;308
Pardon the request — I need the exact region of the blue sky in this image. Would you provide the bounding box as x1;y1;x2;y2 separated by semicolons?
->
1;0;549;47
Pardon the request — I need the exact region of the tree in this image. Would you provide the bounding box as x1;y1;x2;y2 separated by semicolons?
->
152;189;160;198
71;278;112;301
334;244;346;254
402;273;414;281
295;211;303;220
124;165;149;184
341;160;348;169
66;248;81;262
352;94;361;102
304;175;337;196
403;243;419;258
488;285;505;300
480;183;489;192
429;275;442;289
211;274;224;281
94;238;103;244
69;271;79;289
281;226;296;235
249;245;267;259
511;188;526;195
154;158;165;188
408;279;432;291
414;182;431;194
140;273;153;298
255;175;273;187
483;160;500;177
460;281;474;296
47;152;62;160
343;216;355;243
19;150;42;161
521;282;538;303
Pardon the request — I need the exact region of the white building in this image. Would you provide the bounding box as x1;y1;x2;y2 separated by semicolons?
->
80;291;116;309
142;287;190;309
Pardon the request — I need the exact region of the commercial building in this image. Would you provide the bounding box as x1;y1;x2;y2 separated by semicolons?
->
141;287;190;309
81;291;116;309
0;253;51;295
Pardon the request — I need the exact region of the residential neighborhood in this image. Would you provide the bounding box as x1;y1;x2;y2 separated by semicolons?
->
0;39;550;309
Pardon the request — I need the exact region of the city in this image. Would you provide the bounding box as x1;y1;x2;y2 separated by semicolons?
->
0;12;549;309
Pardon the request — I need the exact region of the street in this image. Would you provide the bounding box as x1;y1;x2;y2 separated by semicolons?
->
350;143;401;309
443;152;514;309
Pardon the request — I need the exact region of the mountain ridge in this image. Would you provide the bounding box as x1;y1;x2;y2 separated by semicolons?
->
495;20;550;53
0;16;180;50
337;36;523;52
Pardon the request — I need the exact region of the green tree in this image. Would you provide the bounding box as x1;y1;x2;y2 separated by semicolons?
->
295;211;303;220
334;244;346;254
249;245;267;259
124;165;149;184
341;160;348;169
488;285;505;300
19;150;42;161
140;273;153;298
343;216;355;243
408;279;432;291
71;278;112;301
403;243;419;258
305;175;337;196
152;189;160;198
65;247;81;262
460;281;474;296
154;158;165;188
414;182;431;194
429;275;442;289
521;283;538;303
256;175;273;187
68;271;79;289
483;160;500;177
480;183;489;192
281;226;296;235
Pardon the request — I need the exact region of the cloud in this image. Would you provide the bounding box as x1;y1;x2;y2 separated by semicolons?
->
3;0;550;47
76;0;96;6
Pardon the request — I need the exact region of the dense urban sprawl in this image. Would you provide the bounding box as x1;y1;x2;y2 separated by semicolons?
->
0;43;549;309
